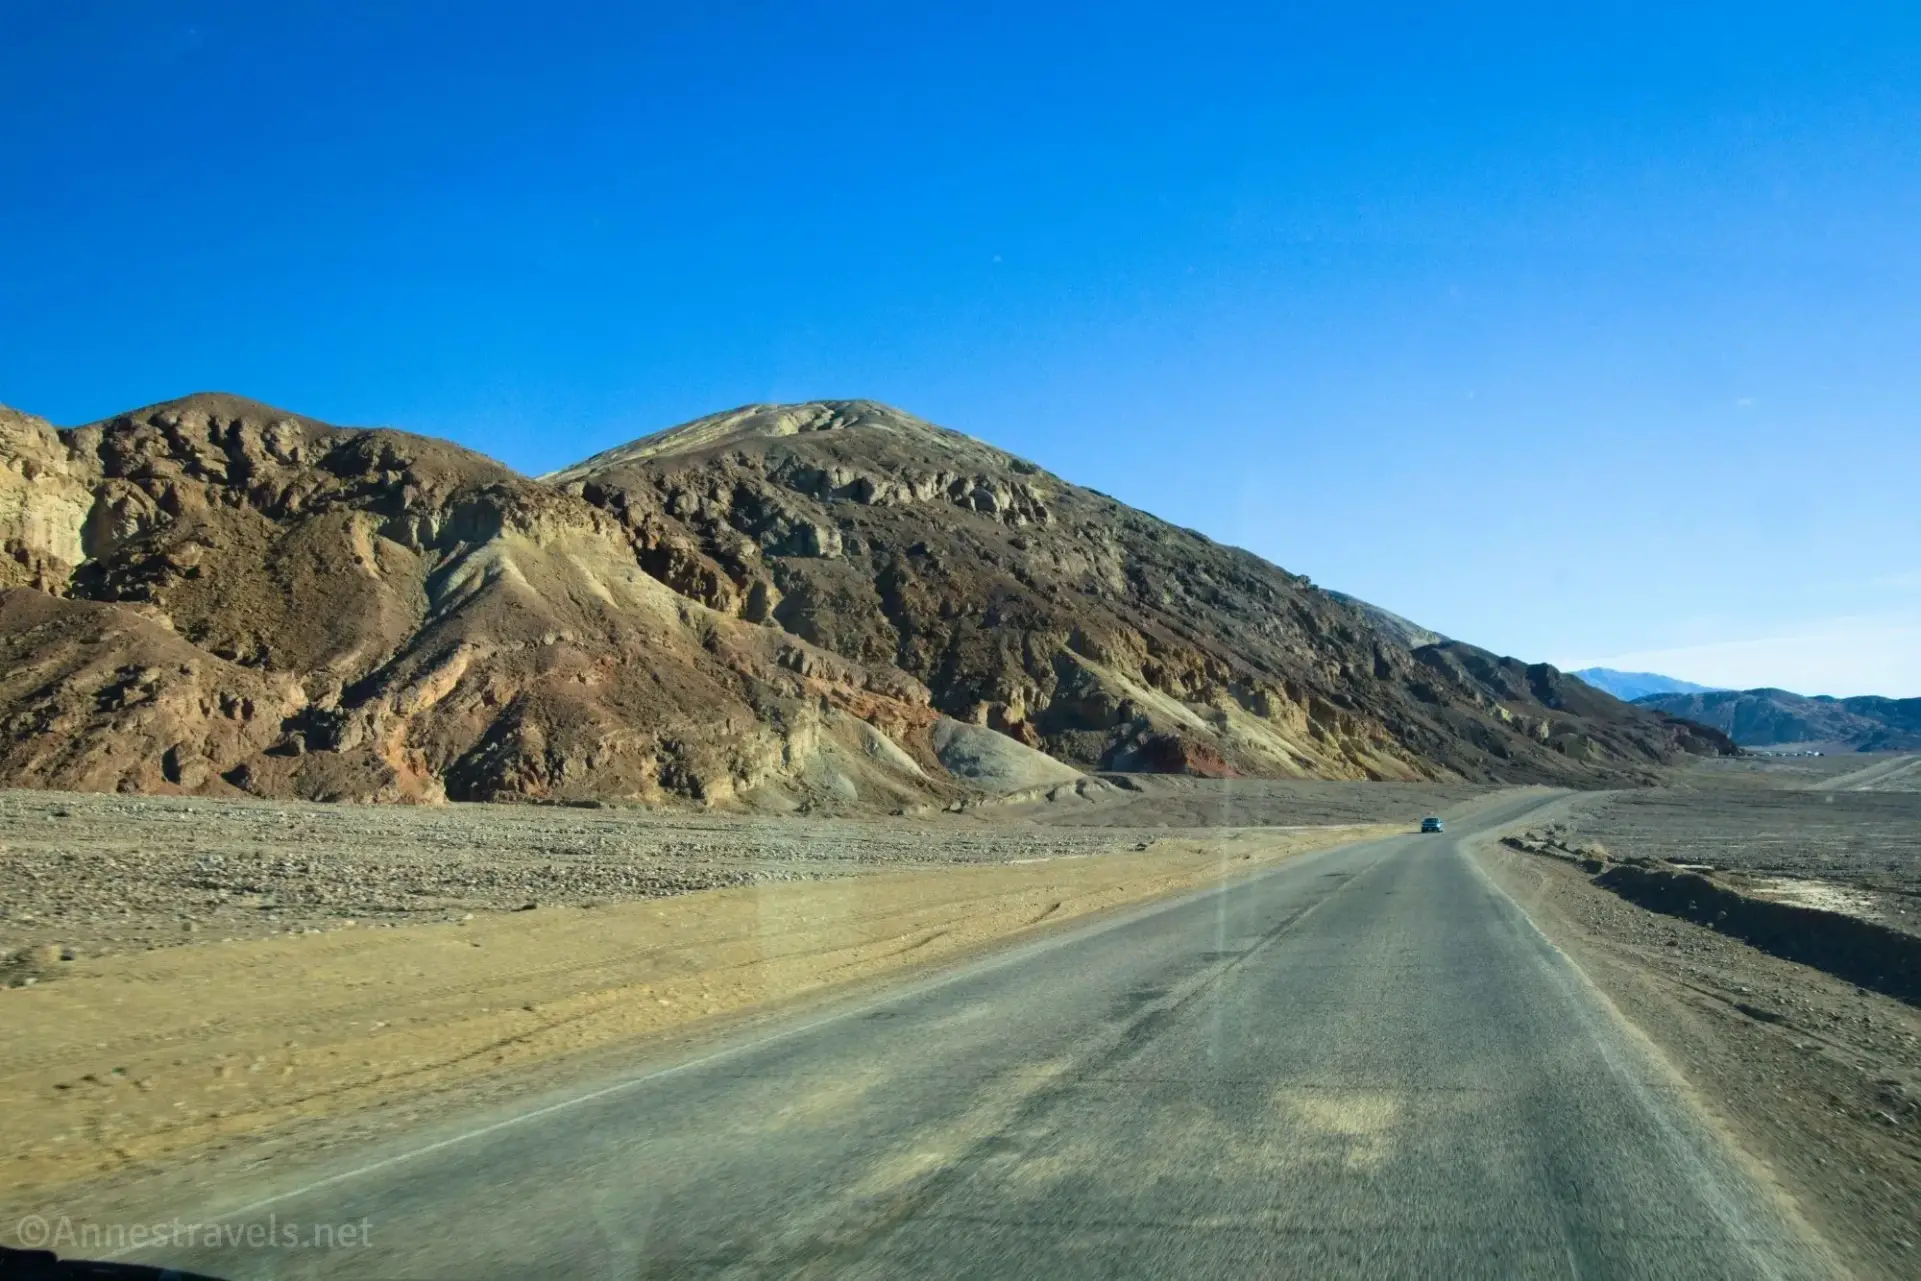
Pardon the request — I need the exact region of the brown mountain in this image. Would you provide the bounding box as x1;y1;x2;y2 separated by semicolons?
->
0;394;1731;807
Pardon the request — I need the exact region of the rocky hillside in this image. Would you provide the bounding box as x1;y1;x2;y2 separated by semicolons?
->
1636;688;1921;751
551;400;1736;787
0;394;1733;807
1326;592;1446;650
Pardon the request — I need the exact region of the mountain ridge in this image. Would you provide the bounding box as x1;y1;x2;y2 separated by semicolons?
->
1634;687;1921;751
0;392;1735;806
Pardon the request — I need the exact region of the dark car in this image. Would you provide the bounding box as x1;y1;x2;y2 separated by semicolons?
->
1420;816;1444;833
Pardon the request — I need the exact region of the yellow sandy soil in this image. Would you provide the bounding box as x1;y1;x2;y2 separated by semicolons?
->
1;824;1390;1198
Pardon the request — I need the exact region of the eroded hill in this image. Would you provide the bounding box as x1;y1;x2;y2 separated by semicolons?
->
0;394;1733;806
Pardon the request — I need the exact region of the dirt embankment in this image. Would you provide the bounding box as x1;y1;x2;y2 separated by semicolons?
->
1499;831;1921;1005
1478;784;1921;1281
0;814;1391;1208
1590;860;1920;1003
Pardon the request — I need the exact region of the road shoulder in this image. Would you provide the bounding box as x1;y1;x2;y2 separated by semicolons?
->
1473;834;1921;1281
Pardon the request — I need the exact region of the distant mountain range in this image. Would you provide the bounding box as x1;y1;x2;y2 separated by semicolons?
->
1633;688;1921;752
1571;668;1726;701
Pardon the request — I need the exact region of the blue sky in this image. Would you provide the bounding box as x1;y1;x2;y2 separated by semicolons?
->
4;2;1918;695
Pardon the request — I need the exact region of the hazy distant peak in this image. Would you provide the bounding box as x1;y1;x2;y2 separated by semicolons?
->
1572;668;1725;701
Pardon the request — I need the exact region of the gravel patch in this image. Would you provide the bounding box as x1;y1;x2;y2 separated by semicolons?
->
0;789;1168;965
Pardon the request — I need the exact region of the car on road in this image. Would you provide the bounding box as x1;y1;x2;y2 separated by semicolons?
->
1420;816;1444;833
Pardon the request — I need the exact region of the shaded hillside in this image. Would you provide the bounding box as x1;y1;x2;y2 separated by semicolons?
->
1573;668;1725;701
0;394;1733;806
1636;688;1921;751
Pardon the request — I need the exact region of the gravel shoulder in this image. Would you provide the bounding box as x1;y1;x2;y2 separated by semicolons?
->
1474;806;1921;1280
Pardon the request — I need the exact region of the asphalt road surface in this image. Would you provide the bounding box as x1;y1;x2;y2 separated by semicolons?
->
129;792;1832;1280
1814;752;1921;791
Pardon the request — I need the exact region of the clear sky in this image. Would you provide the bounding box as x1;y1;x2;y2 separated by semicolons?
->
4;2;1918;696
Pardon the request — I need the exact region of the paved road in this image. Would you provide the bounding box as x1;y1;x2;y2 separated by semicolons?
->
1814;752;1921;792
135;792;1830;1279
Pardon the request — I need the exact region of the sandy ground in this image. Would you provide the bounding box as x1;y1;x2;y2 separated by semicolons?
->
1476;791;1921;1280
0;818;1394;1206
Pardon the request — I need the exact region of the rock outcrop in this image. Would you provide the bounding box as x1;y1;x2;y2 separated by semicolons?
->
1;406;93;592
